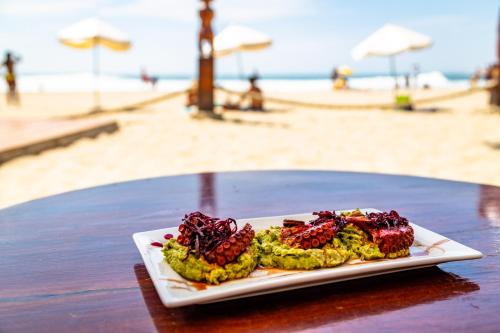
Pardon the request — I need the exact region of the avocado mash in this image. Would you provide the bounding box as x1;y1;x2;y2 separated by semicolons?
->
338;224;410;259
256;227;351;270
163;238;259;284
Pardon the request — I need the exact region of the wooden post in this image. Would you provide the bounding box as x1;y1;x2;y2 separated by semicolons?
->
495;8;500;107
197;0;215;114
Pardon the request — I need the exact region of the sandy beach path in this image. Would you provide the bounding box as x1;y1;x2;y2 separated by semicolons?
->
0;89;499;208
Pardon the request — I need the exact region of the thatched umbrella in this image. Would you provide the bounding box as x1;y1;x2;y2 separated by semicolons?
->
214;25;272;79
352;23;432;89
58;18;131;110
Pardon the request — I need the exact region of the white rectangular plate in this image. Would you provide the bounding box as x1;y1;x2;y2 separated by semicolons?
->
133;209;482;308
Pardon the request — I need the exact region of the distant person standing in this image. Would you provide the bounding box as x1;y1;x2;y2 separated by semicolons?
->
331;67;343;89
412;63;420;89
404;74;410;89
331;67;339;83
140;68;159;89
2;51;21;104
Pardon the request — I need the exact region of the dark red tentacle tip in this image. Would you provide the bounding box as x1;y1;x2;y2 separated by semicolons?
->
151;242;163;248
164;234;174;240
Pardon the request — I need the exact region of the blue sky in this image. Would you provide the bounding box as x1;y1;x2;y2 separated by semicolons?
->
0;0;498;76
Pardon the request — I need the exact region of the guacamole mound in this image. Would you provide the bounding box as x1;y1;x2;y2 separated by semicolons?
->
163;239;259;284
256;227;351;270
338;224;410;260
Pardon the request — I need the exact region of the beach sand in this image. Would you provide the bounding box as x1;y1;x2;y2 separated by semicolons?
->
0;88;499;209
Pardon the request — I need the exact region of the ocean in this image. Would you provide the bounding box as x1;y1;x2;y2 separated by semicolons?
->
4;71;478;93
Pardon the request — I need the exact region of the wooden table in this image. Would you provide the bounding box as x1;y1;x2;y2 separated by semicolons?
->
1;171;499;332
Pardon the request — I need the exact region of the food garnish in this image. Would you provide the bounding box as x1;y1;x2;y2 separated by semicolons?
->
177;211;255;266
162;212;258;284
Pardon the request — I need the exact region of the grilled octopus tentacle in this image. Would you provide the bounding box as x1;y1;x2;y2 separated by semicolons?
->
346;210;414;254
280;211;345;250
205;224;255;266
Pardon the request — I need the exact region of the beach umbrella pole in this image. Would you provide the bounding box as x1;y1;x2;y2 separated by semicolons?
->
389;55;398;90
93;44;101;111
236;51;245;80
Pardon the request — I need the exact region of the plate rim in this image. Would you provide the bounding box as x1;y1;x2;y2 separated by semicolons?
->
132;209;483;307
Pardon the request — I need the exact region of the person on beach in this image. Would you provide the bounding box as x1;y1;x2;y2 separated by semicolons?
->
331;67;348;90
331;67;339;81
140;68;159;89
240;74;264;111
2;51;21;104
185;80;198;113
412;63;420;88
404;74;411;89
486;63;500;108
470;69;482;88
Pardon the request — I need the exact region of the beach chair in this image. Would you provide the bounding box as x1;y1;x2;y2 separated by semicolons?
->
395;93;413;111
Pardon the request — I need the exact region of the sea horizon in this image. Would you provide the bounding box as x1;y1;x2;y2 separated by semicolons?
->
6;70;479;93
19;71;473;81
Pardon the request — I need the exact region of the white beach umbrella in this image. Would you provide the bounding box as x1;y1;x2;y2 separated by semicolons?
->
214;25;272;78
58;18;131;110
351;23;432;88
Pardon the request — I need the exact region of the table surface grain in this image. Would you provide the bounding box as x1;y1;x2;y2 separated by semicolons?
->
1;171;499;333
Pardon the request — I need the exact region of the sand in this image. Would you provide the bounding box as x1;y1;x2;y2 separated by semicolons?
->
0;88;499;209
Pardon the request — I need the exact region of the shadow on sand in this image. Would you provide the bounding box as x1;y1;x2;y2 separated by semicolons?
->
222;117;290;128
485;141;500;150
399;107;450;113
196;113;290;128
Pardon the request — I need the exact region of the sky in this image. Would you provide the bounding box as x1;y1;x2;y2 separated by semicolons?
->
0;0;498;77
